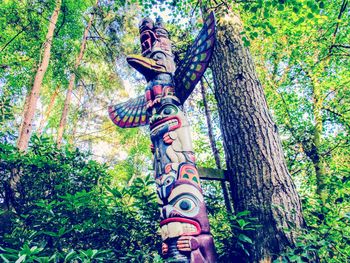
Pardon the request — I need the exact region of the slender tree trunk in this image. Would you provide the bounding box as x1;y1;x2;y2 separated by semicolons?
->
56;6;96;147
209;9;305;262
297;64;327;202
17;0;62;151
37;86;60;135
18;90;32;139
57;74;75;146
200;79;232;213
310;80;327;201
68;85;84;145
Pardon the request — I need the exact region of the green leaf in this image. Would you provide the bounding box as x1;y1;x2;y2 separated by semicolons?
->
238;234;253;244
251;32;259;39
296;17;305;25
277;5;284;11
263;10;270;18
242;36;250;47
307;13;314;19
0;255;11;263
15;255;26;263
250;6;258;13
293;7;300;13
236;210;251;217
237;219;249;228
64;250;77;262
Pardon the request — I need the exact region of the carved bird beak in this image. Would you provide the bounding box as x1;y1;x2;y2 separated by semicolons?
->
127;54;167;81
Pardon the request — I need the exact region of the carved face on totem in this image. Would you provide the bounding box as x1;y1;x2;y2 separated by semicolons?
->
150;101;183;134
159;181;211;242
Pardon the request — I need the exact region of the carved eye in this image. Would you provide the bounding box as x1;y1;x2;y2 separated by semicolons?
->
162;105;177;116
164;176;175;186
152;52;165;61
179;200;192;210
174;197;196;213
164;108;172;115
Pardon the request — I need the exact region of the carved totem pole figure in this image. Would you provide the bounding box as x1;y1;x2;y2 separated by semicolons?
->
108;13;216;263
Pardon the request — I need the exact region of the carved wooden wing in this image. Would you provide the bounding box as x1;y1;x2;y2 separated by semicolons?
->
108;95;148;128
174;11;216;103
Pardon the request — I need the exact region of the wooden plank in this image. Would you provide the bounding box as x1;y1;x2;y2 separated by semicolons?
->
198;167;228;181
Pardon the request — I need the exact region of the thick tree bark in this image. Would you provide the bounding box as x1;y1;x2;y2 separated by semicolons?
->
37;86;60;135
210;10;305;262
56;8;95;147
200;79;232;213
17;0;62;151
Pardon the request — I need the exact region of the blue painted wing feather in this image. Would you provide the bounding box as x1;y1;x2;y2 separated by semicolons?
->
174;12;216;103
108;95;148;128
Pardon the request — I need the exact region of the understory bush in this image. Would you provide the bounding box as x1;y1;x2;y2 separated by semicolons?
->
0;135;161;262
1;135;349;262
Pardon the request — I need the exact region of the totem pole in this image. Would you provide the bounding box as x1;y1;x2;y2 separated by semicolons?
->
108;13;216;263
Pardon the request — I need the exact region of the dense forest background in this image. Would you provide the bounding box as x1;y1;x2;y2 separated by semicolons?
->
0;0;349;262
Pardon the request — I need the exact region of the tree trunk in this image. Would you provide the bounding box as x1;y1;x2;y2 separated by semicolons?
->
56;8;95;147
301;66;327;202
311;80;327;202
210;9;305;262
17;0;62;151
17;90;32;140
200;79;232;213
37;86;60;135
68;85;84;145
57;74;75;146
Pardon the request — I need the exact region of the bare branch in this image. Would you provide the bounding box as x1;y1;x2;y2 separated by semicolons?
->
0;25;28;53
333;0;348;38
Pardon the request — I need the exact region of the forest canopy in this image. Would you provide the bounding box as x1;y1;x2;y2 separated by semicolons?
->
0;0;349;262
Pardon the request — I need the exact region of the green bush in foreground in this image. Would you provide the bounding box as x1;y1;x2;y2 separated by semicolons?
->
0;135;161;262
1;135;349;262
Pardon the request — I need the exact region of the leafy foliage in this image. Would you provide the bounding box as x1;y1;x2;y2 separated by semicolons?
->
210;210;260;262
0;136;161;262
0;0;349;262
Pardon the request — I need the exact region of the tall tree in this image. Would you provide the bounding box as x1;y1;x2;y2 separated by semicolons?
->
200;79;232;213
17;0;62;151
250;0;350;203
204;5;305;262
37;85;60;135
56;2;97;146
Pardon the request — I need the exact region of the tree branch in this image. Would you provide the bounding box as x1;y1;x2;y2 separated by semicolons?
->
321;139;349;157
0;25;28;53
55;3;66;37
330;44;350;49
333;0;348;38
